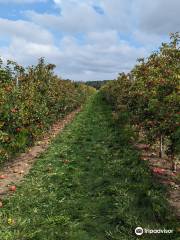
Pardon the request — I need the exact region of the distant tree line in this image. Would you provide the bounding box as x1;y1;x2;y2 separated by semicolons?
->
84;80;112;89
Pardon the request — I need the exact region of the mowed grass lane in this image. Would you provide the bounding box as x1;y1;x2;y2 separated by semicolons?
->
0;93;178;240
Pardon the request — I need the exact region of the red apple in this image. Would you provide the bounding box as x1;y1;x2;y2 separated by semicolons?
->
0;175;7;179
9;185;16;192
16;128;21;132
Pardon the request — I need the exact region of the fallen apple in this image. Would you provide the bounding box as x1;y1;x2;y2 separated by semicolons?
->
9;185;16;192
64;160;69;164
0;175;6;179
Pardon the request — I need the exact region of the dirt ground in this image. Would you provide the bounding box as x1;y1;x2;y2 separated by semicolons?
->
135;143;180;219
0;108;80;199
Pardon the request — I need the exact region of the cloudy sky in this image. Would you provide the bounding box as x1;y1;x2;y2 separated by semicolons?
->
0;0;179;81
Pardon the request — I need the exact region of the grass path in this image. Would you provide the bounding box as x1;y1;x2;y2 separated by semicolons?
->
0;94;178;239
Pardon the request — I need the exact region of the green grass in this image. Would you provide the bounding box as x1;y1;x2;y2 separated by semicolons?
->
0;93;178;240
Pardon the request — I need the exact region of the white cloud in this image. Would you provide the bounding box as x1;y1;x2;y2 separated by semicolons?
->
25;0;132;34
0;0;46;3
132;30;168;48
0;18;53;44
55;31;147;79
0;30;147;81
134;0;180;35
25;10;106;34
0;0;179;81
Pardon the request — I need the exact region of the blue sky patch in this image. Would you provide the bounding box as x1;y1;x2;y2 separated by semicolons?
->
93;5;105;15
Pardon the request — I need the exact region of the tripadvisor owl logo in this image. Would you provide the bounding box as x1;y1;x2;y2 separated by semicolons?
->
134;226;174;235
135;227;144;236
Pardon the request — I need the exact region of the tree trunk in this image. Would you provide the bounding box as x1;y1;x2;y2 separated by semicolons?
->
171;156;176;172
16;77;19;87
159;135;164;158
